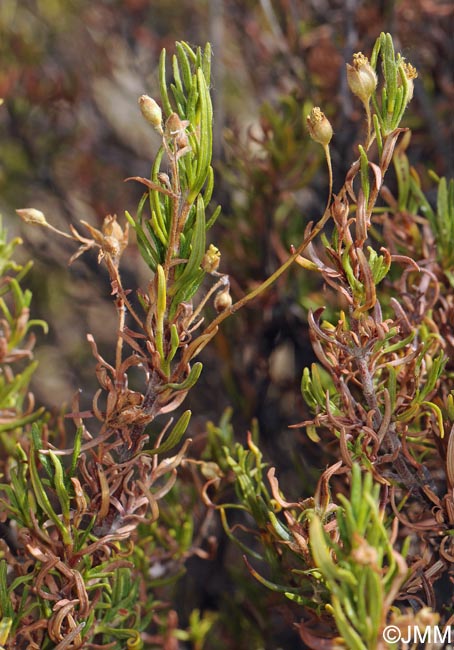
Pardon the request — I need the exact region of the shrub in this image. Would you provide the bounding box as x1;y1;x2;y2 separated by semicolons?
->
0;32;452;650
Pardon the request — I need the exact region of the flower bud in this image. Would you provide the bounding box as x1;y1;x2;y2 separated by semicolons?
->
16;208;48;226
346;52;377;104
399;61;418;103
138;95;163;133
306;107;333;146
214;287;232;312
201;244;221;274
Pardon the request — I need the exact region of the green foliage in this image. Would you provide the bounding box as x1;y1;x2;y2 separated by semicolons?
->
309;466;408;650
390;134;454;284
209;419;316;600
0;220;47;454
126;42;220;319
370;32;417;139
0;40;229;649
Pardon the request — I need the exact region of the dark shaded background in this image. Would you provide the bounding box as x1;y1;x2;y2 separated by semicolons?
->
0;1;453;647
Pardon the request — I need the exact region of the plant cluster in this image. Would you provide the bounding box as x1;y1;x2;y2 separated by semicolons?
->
0;30;452;650
0;42;229;649
203;33;454;649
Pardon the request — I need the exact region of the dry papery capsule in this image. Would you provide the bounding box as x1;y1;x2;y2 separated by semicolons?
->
101;235;120;258
100;214;127;259
346;52;377;104
306;107;333;146
138;95;163;133
102;214;124;240
214;287;232;312
331;194;349;228
165;112;189;149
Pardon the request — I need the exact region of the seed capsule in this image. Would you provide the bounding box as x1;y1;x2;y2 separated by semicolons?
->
306;107;333;146
214;287;232;312
165;112;190;149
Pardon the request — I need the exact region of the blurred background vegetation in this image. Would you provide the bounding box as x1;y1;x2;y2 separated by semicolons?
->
0;1;452;647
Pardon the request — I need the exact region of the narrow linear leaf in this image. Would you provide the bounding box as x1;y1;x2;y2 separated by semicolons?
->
49;450;70;521
162;361;203;392
159;48;173;117
145;410;192;456
176;42;193;92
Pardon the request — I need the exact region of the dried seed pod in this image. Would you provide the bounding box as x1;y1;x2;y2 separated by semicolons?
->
306;107;333;146
102;214;123;239
165;112;190;149
100;214;128;260
331;194;349;229
101;235;121;258
214;287;232;312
